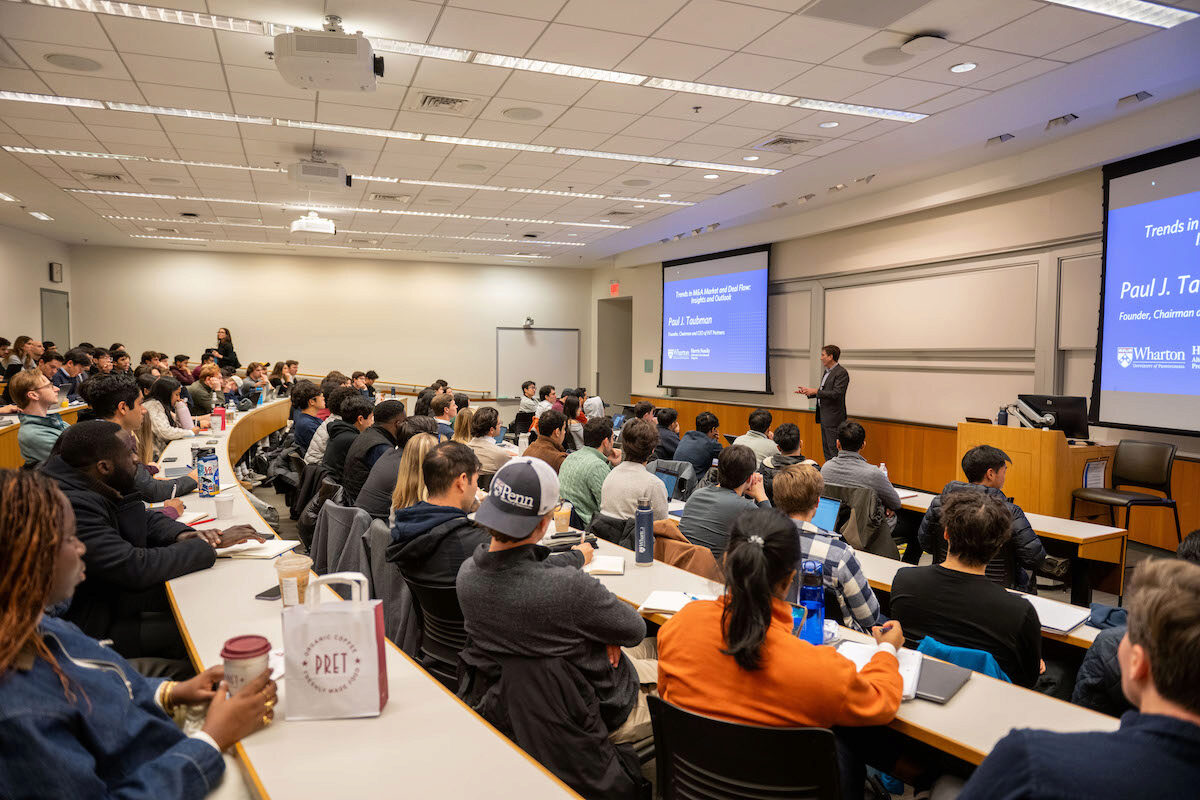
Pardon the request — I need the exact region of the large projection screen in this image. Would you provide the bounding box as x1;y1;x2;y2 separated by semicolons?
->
1092;138;1200;436
660;245;770;393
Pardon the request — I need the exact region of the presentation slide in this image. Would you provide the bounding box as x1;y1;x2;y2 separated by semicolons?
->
1095;142;1200;434
661;245;770;392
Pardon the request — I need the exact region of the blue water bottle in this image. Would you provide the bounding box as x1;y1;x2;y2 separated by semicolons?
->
634;497;654;567
997;406;1008;426
798;560;825;645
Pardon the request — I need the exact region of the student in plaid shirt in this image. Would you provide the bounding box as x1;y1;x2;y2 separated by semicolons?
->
773;463;882;632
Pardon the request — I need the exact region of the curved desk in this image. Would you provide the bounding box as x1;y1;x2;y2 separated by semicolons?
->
164;401;579;800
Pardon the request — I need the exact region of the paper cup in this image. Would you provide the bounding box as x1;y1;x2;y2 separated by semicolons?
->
214;494;235;520
274;553;313;607
221;635;270;696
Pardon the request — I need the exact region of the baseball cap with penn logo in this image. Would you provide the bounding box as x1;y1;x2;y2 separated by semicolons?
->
475;456;560;539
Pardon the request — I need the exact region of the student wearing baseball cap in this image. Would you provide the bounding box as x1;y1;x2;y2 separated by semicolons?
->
457;457;659;744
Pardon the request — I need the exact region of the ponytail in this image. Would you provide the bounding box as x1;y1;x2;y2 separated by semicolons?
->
720;508;800;671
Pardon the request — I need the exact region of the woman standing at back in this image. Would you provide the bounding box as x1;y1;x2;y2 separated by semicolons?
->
214;327;239;371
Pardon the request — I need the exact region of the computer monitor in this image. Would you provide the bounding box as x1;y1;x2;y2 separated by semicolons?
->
1017;395;1090;440
654;470;679;501
811;496;841;532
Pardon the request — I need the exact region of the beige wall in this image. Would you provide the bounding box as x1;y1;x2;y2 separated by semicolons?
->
67;246;594;396
0;222;72;343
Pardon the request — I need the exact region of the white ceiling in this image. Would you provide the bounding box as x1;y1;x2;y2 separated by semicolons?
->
0;0;1197;266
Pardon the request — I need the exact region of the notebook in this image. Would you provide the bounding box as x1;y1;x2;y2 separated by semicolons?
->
637;590;718;616
915;658;972;704
1012;592;1091;634
216;539;300;559
836;641;923;700
896;490;919;500
811;496;841;531
583;555;626;575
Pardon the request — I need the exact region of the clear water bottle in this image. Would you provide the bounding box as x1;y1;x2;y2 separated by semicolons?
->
225;399;237;422
797;560;825;645
634;497;654;567
517;432;530;454
879;462;888;480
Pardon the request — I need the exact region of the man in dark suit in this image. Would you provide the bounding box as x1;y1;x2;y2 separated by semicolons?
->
795;344;849;461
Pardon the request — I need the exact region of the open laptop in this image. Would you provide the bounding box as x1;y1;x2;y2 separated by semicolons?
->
811;496;841;531
723;434;737;445
654;470;679;501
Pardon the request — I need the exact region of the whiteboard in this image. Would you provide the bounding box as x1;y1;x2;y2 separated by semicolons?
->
496;328;580;398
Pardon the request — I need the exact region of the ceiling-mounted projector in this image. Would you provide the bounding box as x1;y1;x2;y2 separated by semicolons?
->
287;158;349;190
274;15;383;92
290;212;336;236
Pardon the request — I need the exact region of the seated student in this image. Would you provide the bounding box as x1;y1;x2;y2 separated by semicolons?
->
773;464;882;632
467;406;513;475
386;442;485;583
341;399;406;505
413;387;436;417
757;422;816;502
535;384;557;416
356;420;438;521
351;371;370;398
820;421;901;529
523;409;569;473
658;507;904;795
54;348;93;401
136;373;156;400
733;408;780;467
133;363;161;381
679;444;771;558
959;558;1200;800
453;392;470;413
452;407;473;444
561;395;585;450
266;361;290;396
363;370;378;397
143;377;198;460
918;444;1046;592
892;491;1042;687
431;393;458;440
632;400;655;424
321;394;374;482
238;362;268;403
304;386;356;465
187;364;225;416
111;349;132;375
36;350;63;381
168;354;193;385
1072;529;1200;718
90;347;113;375
138;350;159;371
389;431;440;514
653;407;681;460
190;349;216;381
11;369;69;466
582;389;604;420
518;380;538;414
315;375;346;420
599;418;668;521
459;457;661;746
559;416;620;527
80;373;197;503
0;470;279;800
42;421;263;660
673;413;723;480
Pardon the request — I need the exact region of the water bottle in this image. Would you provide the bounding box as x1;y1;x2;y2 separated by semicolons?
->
256;387;264;407
797;560;825;645
997;406;1008;426
517;432;530;454
634;497;654;567
226;399;237;422
878;462;888;480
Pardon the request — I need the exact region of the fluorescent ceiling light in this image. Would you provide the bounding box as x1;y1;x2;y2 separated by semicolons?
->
0;192;20;202
473;53;647;85
557;221;630;229
340;229;583;246
643;78;797;106
66;188;176;199
556;148;673;166
155;158;279;172
474;216;558;224
354;175;399;183
278;120;423;140
131;234;205;241
371;38;470;61
21;0;288;35
742;156;759;161
1040;0;1197;27
29;211;54;220
672;159;779;176
103;215;284;229
791;97;926;123
105;102;271;124
608;196;692;206
425;135;556;153
508;188;605;199
379;209;472;219
0;90;103;108
399;179;505;191
4;146;281;172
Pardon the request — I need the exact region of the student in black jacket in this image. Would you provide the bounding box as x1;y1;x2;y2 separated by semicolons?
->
341;399;405;505
40;421;263;662
322;394;374;481
653;407;681;460
214;326;239;370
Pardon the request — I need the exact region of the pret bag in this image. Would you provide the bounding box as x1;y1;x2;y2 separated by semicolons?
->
281;572;388;720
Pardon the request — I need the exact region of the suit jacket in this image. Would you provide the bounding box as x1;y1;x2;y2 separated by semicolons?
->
815;363;849;426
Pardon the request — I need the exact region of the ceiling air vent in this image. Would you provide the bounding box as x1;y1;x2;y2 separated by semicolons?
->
603;210;636;217
368;192;412;204
405;91;482;116
74;171;126;183
753;135;823;155
346;237;379;246
145;226;179;234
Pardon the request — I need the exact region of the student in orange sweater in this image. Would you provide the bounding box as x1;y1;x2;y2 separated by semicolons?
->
658;507;905;798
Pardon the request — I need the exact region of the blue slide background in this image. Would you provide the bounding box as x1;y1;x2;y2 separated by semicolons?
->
1102;188;1200;394
662;267;767;374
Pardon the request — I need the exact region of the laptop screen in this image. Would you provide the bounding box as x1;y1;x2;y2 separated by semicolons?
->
493;426;507;444
654;470;678;500
811;496;841;531
612;414;625;430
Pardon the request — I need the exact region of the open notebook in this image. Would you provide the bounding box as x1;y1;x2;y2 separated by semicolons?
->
637;590;718;616
216;539;301;559
1012;591;1091;633
583;555;626;576
836;641;923;700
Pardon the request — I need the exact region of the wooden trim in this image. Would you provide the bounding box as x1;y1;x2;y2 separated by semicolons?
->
293;372;493;398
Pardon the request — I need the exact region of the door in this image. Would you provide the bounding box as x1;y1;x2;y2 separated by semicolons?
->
40;289;70;348
596;296;632;405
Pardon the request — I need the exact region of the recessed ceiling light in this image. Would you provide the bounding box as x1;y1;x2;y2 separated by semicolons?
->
949;62;977;73
633;204;645;209
818;121;839;128
1040;0;1196;28
742;156;760;161
29;211;53;221
501;106;543;121
44;53;103;72
658;193;672;198
703;174;720;180
622;178;653;187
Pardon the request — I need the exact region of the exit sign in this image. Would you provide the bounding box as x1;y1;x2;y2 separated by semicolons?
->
609;281;620;297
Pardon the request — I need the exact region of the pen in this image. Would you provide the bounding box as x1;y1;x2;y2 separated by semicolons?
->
191;517;216;526
170;484;178;500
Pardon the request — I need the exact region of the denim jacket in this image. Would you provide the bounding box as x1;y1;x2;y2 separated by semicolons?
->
0;616;224;799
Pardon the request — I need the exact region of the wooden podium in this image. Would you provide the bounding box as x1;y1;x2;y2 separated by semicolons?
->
955;423;1116;519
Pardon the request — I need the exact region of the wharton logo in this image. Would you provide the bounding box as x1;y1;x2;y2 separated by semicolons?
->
1117;346;1186;369
1117;347;1133;368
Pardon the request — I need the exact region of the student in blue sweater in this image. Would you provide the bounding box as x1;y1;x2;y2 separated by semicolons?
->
290;380;325;450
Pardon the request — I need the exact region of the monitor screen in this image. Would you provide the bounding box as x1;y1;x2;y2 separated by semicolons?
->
812;497;841;532
1017;395;1090;440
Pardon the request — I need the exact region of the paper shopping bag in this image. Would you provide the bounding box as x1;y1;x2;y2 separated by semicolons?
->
282;572;388;720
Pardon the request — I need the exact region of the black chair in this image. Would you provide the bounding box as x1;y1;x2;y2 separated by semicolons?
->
477;472;495;491
510;411;534;435
401;575;468;690
1071;440;1182;544
648;696;841;800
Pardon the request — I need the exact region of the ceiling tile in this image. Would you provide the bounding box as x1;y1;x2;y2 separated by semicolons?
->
319;0;441;44
478;97;568;127
316;101;397;129
0;66;54;94
780;113;875;135
1044;22;1155;63
899;45;1029;86
774;65;884;101
617;39;732;81
72;108;163;130
8;117;98;140
717;104;812;132
39;74;145;103
495;71;596;106
525;24;643;69
213;32;277;70
650;93;745;122
802;0;932;28
391;111;473;136
891;0;1043;44
464;119;545;143
86;125;174;148
655;0;788;50
412;60;511;96
553;107;642;134
839;119;908;141
574;83;673;114
166;132;243;153
685;123;771;148
744;15;875;63
8;40;127;79
556;0;689;36
599;134;677;155
99;17;221;61
0;4;112;49
531;127;611;149
123;55;226;90
651;141;730;161
697;53;812;92
222;65;314;101
845;76;954;109
205;0;324;30
448;0;568;20
619;114;707;140
969;58;1062;91
429;7;548;56
971;6;1122;58
908;87;988;114
137;84;233;113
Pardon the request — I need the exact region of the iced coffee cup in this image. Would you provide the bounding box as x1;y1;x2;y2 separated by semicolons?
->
274;553;313;607
220;635;270;695
554;501;572;533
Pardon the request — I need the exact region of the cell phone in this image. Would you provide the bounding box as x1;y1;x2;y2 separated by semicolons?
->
163;456;178;462
255;585;282;600
206;439;219;445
